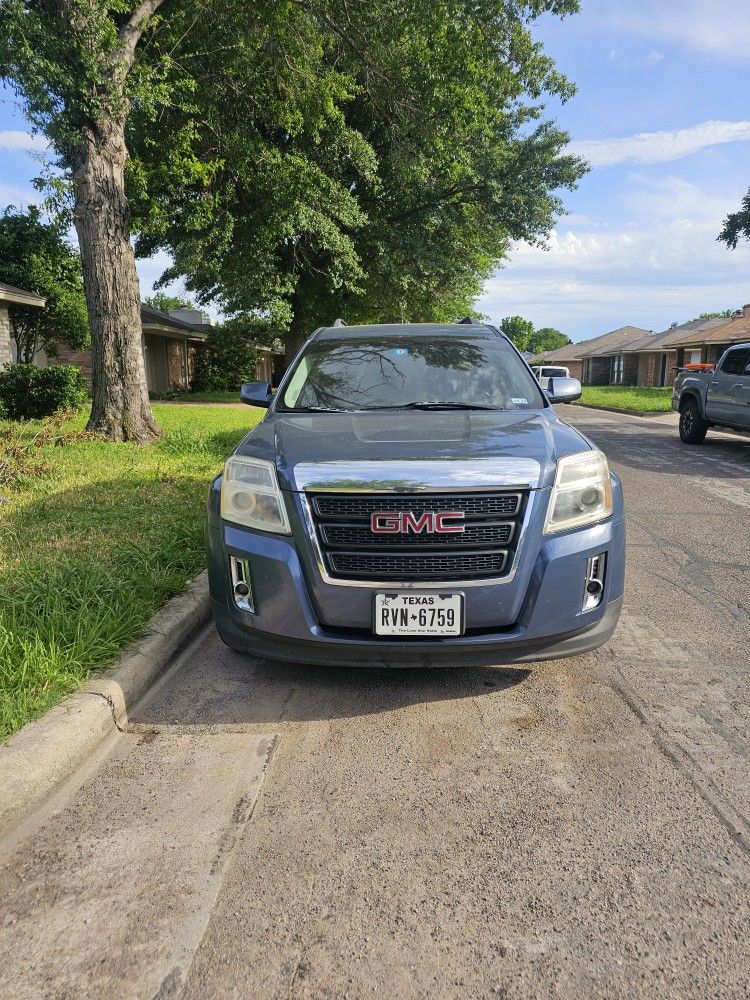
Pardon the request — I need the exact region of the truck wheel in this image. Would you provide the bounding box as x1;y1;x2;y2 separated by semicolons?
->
679;397;708;444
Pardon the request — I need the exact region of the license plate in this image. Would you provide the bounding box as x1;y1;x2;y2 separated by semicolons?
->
373;593;464;637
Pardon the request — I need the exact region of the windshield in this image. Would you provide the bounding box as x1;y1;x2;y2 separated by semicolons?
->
541;367;567;378
279;335;545;411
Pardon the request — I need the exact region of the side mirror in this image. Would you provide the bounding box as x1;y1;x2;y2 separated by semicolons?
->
240;382;273;407
545;377;582;404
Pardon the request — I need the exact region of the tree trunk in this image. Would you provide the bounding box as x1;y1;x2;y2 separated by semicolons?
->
284;290;313;362
72;121;159;442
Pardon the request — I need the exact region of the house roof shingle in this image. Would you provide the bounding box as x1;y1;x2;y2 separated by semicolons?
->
663;307;750;348
140;304;212;341
0;280;46;307
529;325;651;364
621;317;728;353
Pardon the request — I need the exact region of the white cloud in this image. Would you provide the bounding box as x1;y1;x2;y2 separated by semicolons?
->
570;120;750;168
0;181;43;206
606;1;750;61
0;130;48;153
476;176;750;339
640;49;664;66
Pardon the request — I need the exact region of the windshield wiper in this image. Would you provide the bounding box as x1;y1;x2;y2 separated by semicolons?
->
361;401;503;411
285;405;347;412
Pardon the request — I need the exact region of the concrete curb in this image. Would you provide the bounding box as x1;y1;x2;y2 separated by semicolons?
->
0;571;211;836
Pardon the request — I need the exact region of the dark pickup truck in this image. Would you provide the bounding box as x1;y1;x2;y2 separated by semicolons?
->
673;342;750;443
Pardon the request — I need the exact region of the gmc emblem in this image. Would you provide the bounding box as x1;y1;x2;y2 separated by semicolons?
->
370;511;465;534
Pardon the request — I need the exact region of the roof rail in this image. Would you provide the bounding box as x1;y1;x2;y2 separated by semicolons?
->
332;317;347;327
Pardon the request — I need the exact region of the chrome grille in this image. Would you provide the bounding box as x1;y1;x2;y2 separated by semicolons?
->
308;490;527;582
328;551;507;581
313;493;522;520
320;521;515;549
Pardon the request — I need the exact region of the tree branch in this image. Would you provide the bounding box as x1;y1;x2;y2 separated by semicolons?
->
116;0;167;73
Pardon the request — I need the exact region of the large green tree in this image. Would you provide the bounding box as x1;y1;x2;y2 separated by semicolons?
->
143;292;195;313
499;315;536;352
0;0;340;438
0;205;89;363
129;1;585;354
719;189;750;249
527;326;569;354
1;1;583;438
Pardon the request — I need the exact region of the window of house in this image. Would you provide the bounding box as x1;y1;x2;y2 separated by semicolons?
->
685;349;702;365
610;355;624;384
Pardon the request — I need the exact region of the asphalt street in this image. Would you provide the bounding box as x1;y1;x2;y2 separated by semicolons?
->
1;406;749;999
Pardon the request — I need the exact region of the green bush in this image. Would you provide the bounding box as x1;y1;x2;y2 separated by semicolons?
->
0;363;88;419
191;325;258;392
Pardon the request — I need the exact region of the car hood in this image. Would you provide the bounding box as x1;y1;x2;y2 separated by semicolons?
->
234;408;594;491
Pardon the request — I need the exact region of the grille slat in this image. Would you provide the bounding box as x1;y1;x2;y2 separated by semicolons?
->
308;490;527;582
328;550;508;581
313;493;521;520
320;521;514;549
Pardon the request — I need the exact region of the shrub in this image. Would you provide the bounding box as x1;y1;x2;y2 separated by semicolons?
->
0;364;88;419
191;325;258;392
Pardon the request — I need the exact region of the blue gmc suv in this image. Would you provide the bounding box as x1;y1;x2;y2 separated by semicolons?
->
206;321;625;668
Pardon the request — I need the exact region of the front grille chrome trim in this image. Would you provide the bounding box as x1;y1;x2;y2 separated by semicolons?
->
298;490;539;589
292;458;541;492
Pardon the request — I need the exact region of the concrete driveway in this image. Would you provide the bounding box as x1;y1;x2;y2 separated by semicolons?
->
1;407;749;999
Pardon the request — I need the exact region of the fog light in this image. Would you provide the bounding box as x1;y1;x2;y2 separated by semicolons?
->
582;553;606;612
230;556;255;613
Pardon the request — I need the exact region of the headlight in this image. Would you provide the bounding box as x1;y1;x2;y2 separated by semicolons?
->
544;450;613;534
220;456;291;534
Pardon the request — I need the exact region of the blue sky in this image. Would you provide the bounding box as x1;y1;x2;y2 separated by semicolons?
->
2;0;750;342
477;0;750;340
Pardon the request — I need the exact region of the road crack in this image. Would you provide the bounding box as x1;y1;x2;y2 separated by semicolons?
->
611;672;750;862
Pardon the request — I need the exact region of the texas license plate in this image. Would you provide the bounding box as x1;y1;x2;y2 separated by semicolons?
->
373;593;464;637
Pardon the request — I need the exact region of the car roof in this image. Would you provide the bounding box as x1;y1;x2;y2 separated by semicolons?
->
313;322;503;341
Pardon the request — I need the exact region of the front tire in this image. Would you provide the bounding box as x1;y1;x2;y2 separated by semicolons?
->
679;397;708;444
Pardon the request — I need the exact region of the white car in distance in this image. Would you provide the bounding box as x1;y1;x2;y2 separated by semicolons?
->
532;365;570;390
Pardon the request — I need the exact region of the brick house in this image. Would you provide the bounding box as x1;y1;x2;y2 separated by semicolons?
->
527;342;585;381
667;305;750;369
530;326;651;386
50;305;212;392
0;281;47;370
13;301;279;392
616;317;729;388
526;311;750;390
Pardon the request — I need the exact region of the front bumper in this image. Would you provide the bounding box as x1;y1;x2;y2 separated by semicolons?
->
210;592;623;668
207;497;625;668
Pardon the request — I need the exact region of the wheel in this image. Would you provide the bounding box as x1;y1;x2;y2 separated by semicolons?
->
679;397;708;444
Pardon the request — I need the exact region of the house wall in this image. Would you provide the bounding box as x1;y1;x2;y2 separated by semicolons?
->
621;353;639;385
166;339;186;388
0;306;12;369
54;343;94;381
664;351;678;385
40;335;268;393
637;353;651;385
564;359;583;382
256;351;274;383
636;352;678;387
586;356;611;385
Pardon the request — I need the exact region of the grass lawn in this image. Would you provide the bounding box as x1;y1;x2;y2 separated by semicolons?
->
575;386;674;413
150;389;242;403
0;403;263;739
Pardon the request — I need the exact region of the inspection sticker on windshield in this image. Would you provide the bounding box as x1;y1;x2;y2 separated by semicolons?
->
374;592;464;637
511;397;528;405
